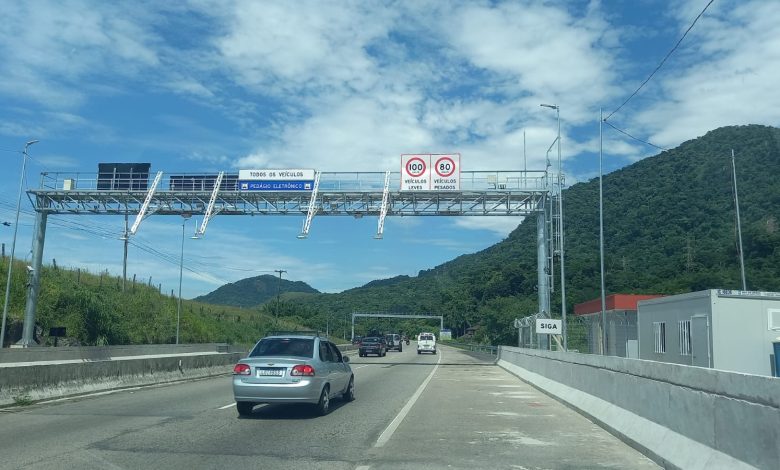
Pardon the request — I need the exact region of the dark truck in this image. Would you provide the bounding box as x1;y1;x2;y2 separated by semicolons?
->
385;333;403;352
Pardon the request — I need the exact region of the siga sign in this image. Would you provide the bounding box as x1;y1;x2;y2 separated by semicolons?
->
400;154;460;191
535;318;562;335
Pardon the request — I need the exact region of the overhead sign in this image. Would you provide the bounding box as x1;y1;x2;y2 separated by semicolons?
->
401;155;430;191
400;154;460;191
239;169;315;181
238;169;316;191
431;154;460;190
240;181;313;191
535;318;562;335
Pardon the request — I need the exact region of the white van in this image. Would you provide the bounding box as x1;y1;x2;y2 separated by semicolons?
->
417;332;436;354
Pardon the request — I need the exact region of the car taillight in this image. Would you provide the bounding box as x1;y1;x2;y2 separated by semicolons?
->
290;364;315;376
233;363;251;375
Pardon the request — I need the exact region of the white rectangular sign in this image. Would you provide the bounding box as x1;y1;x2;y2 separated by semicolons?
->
401;155;430;191
431;154;460;190
239;169;315;181
401;154;460;191
535;318;562;335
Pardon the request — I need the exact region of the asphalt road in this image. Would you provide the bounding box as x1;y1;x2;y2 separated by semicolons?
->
0;344;659;469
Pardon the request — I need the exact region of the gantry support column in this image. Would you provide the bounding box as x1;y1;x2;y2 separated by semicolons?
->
18;209;48;347
536;198;550;350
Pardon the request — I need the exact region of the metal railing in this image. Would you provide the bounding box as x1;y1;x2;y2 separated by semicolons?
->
444;341;499;355
38;170;551;193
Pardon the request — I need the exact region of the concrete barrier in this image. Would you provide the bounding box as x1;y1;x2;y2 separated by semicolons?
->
498;347;779;470
0;352;242;406
0;343;359;407
0;343;235;363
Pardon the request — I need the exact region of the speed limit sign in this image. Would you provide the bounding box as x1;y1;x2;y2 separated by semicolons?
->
401;155;430;191
432;154;460;190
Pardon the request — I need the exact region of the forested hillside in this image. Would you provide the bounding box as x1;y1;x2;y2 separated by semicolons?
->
279;125;780;343
194;274;319;308
0;260;300;346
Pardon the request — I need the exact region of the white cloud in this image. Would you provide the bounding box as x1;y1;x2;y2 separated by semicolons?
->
623;0;780;148
0;1;161;108
215;1;394;94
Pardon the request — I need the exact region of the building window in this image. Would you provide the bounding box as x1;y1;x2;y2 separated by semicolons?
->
678;320;691;356
653;322;666;354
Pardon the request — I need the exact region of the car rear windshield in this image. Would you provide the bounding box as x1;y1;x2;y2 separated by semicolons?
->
249;338;315;358
420;335;434;341
362;337;379;343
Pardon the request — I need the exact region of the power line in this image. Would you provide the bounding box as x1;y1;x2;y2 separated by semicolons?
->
602;120;668;152
604;0;716;121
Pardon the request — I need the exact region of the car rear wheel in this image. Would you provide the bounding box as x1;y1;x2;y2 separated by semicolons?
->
343;377;355;402
316;386;330;416
236;402;254;417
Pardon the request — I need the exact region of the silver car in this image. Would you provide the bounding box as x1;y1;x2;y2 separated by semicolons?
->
232;333;354;416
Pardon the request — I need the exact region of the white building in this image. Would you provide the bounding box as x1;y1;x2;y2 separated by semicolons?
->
637;289;780;376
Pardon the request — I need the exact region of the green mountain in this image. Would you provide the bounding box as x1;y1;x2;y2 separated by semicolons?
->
193;274;319;308
278;124;780;344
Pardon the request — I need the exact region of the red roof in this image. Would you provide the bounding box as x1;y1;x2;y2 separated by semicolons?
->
574;294;664;316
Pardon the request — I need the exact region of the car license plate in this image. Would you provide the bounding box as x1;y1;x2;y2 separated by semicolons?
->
256;368;284;377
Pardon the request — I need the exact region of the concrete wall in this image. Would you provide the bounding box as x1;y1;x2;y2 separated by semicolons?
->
0;343;357;407
0;352;242;406
0;343;236;364
498;346;780;470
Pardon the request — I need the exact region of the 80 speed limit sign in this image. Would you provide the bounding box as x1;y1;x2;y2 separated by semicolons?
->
431;155;460;190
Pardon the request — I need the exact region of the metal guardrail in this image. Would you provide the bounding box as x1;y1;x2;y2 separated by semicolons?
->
444;341;499;355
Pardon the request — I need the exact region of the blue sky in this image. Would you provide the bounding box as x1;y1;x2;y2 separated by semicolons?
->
1;0;778;298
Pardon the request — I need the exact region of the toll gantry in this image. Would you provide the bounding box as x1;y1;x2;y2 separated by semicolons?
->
18;168;562;347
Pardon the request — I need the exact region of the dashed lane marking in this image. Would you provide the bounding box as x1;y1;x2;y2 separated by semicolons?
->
374;349;442;447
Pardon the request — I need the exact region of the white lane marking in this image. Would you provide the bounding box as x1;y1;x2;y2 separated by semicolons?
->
220;403;266;411
374;350;442;448
355;466;371;470
353;365;371;370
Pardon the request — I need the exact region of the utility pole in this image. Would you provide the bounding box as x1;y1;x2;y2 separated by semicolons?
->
731;149;747;290
122;212;128;292
1;140;38;349
274;269;287;327
599;109;608;355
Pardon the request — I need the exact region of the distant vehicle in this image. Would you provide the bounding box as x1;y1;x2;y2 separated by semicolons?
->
352;336;362;346
232;332;354;417
358;336;387;357
417;332;436;354
385;333;403;352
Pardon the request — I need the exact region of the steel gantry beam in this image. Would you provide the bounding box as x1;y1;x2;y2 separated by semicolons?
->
375;171;391;239
193;171;224;238
19;169;559;347
350;312;445;340
298;171;321;239
30;171;550;219
129;171;163;235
